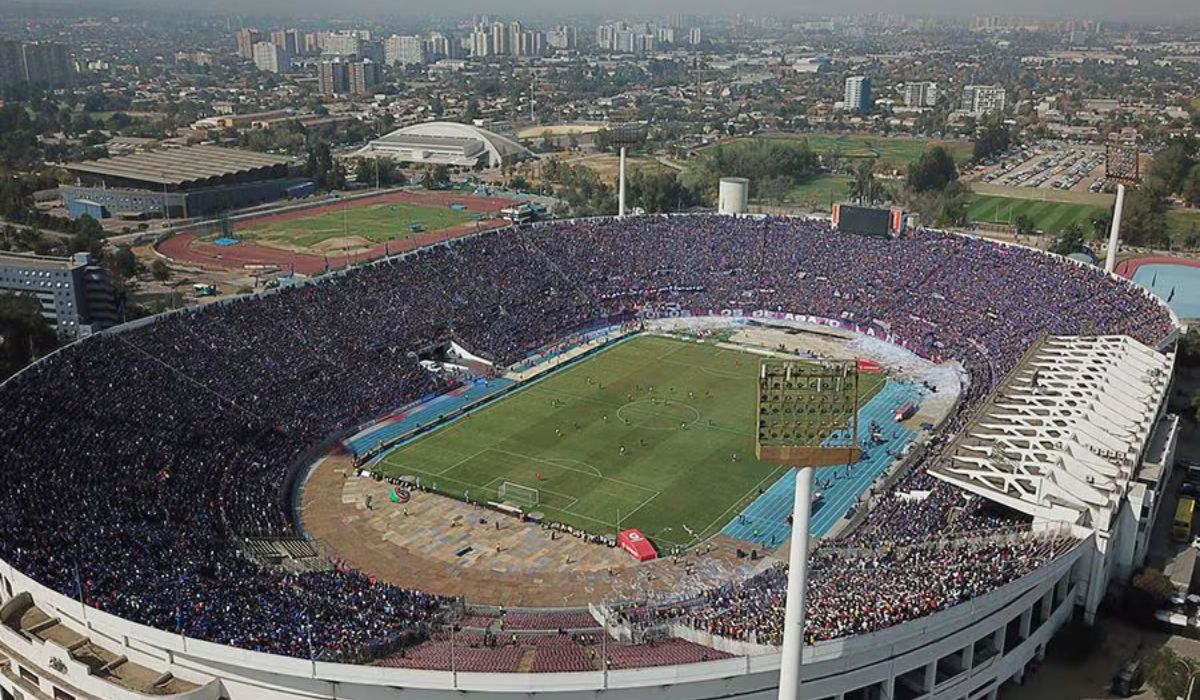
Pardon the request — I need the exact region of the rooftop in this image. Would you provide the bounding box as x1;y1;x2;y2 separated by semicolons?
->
930;335;1172;531
67;145;292;187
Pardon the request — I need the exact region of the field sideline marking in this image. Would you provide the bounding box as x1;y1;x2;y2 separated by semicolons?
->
436;448;490;476
489;448;658;495
692;463;789;544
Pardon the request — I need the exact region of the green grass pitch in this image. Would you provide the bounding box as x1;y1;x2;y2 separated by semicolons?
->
375;335;885;549
236;201;477;249
966;195;1108;234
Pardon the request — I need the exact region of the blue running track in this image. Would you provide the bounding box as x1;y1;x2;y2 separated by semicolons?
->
719;380;925;547
345;377;515;456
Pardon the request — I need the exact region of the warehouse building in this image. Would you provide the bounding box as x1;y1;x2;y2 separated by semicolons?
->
61;145;312;220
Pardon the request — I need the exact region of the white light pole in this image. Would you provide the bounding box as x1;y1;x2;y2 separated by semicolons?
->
777;466;815;700
1104;183;1126;273
618;145;628;218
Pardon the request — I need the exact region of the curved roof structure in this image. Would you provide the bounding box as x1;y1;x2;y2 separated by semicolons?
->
356;121;532;168
931;334;1172;530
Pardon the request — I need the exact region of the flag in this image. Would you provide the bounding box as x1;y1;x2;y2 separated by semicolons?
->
323;254;330;272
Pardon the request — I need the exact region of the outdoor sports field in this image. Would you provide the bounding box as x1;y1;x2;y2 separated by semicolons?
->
376;335;884;549
235;201;477;250
967;194;1108;234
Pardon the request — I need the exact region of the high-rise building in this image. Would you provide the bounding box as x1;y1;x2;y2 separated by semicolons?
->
318;59;350;95
844;75;872;113
348;60;380;96
252;41;287;73
471;27;492;57
546;25;577;51
384;35;429;66
508;21;523;55
961;84;1007;116
236;28;261;59
491;22;509;56
904;81;938;108
270;29;299;58
596;24;615;50
428;32;459;59
303;32;323;55
322;31;363;58
688;27;704;45
11;42;72;88
0;40;23;85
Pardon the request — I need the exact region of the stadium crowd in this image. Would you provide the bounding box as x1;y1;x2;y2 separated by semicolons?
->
0;214;1172;664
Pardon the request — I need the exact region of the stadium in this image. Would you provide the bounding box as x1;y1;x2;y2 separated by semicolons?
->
0;214;1182;700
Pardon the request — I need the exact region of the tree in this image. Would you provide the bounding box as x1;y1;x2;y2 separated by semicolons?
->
1147;142;1196;195
150;259;170;283
0;292;57;379
1121;181;1171;248
906;146;959;194
847;159;882;205
355;157;404;188
423;164;449;190
1183;166;1200;207
756;175;791;205
1013;213;1036;237
1048;223;1086;256
108;245;138;280
973;116;1012;163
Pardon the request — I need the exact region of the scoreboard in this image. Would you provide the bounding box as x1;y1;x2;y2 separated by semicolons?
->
832;203;905;238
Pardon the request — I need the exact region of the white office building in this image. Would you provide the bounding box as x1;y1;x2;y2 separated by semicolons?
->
962;84;1008;115
905;81;939;108
251;41;287;73
384;35;428;66
844;75;872;113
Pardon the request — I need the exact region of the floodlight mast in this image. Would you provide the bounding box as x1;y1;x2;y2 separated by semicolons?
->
756;360;861;700
1103;143;1140;273
609;123;646;218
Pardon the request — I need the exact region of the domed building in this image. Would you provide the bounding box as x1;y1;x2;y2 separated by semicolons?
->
355;120;532;169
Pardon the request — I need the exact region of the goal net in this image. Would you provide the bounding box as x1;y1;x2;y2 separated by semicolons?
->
498;481;539;507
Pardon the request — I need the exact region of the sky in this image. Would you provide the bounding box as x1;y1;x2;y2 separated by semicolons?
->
12;0;1200;20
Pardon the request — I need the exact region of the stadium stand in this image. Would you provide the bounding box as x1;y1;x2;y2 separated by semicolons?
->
0;214;1174;669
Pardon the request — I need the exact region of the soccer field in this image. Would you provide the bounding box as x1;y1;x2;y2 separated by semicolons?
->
375;335;884;549
236;201;477;249
967;195;1108;234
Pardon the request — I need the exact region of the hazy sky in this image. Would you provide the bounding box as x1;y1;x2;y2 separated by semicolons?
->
23;0;1200;20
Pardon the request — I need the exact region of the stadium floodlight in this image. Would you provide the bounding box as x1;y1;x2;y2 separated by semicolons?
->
498;481;539;508
608;122;647;218
756;359;861;700
1103;143;1141;274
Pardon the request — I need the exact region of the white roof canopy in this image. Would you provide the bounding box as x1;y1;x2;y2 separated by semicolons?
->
931;335;1172;531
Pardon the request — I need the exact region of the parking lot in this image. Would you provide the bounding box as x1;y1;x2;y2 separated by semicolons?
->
969;141;1115;194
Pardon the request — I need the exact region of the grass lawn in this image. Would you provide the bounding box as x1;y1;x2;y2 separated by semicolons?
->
698;135;972;169
376;335;884;549
777;173;849;209
797;134;973;167
967;194;1109;234
236;201;476;249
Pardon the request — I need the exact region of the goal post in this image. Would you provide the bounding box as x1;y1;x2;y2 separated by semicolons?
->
498;481;539;507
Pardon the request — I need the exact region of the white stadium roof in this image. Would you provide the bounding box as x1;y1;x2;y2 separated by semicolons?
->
356;121;532;168
930;335;1173;530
